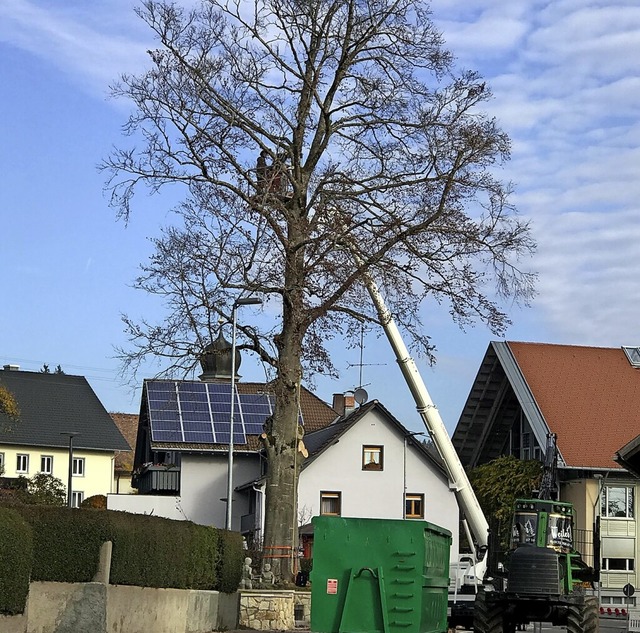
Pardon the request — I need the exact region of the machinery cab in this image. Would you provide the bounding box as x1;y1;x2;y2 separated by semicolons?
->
511;499;574;553
506;499;595;596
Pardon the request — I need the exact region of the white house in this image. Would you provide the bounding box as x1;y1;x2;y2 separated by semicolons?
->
297;396;459;560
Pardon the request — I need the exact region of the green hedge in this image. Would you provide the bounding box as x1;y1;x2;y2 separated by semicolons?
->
20;505;106;582
217;529;244;593
3;505;243;593
0;507;33;614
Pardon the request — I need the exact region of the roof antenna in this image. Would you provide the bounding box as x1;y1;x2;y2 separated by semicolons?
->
346;321;384;404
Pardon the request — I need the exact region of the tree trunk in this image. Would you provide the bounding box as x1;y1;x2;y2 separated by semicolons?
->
261;344;304;582
261;226;307;582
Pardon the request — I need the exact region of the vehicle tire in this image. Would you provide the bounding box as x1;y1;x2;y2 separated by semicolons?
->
474;588;503;633
582;597;599;633
567;597;599;633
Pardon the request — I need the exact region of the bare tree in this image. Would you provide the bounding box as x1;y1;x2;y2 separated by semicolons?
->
103;0;535;581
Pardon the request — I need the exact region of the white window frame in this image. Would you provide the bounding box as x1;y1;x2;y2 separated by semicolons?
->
40;455;53;474
71;491;84;508
362;445;384;471
72;457;85;477
602;557;635;572
16;453;29;474
602;485;634;518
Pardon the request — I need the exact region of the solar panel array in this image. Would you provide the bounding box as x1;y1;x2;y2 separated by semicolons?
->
145;380;300;445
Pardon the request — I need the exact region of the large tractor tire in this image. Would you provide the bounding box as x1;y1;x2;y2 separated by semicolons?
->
567;597;599;633
474;588;503;633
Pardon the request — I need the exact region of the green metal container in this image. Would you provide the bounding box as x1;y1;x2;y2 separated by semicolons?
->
310;516;451;633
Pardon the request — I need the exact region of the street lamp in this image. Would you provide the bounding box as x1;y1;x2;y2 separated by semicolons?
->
226;296;263;530
60;431;79;508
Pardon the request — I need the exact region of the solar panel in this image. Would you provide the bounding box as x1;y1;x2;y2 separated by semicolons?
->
145;379;304;445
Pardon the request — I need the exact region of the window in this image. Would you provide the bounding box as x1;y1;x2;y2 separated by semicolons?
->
320;491;341;516
40;455;53;474
16;454;29;474
71;491;84;508
602;486;634;518
623;346;640;368
0;452;4;472
602;595;636;607
602;558;635;571
405;493;424;519
362;446;383;471
72;457;85;476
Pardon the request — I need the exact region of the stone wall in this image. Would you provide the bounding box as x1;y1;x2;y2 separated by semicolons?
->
294;591;311;626
238;590;296;631
0;582;238;633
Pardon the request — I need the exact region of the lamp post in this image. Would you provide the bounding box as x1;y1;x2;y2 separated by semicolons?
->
60;432;79;508
226;296;262;530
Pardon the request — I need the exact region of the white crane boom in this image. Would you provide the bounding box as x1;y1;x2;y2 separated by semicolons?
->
362;270;490;562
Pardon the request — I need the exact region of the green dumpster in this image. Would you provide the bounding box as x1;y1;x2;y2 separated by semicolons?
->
310;516;451;633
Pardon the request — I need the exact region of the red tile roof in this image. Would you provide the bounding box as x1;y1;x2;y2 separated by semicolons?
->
508;342;640;469
110;412;138;472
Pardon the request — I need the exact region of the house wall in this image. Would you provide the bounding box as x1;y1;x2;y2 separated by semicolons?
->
298;410;459;559
596;475;640;606
107;452;262;529
562;473;640;607
107;493;187;520
0;444;116;501
179;452;261;527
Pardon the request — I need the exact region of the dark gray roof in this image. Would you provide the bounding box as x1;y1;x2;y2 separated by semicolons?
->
0;369;130;452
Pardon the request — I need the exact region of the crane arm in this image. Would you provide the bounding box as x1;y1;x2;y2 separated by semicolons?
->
361;270;490;560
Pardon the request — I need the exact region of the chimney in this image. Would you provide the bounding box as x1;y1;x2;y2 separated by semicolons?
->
3;364;20;371
332;392;356;417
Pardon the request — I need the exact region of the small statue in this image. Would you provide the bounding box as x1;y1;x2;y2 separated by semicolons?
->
261;563;274;586
240;556;253;589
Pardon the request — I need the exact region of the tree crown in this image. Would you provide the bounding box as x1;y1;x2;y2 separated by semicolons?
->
104;0;535;382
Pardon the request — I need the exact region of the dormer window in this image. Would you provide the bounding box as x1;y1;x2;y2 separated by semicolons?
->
623;346;640;368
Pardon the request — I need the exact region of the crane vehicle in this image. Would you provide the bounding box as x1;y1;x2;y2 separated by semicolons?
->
360;269;599;633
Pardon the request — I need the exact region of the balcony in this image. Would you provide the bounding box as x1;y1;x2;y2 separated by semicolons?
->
133;465;180;495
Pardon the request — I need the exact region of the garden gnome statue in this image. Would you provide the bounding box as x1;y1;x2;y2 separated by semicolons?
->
261;563;274;586
241;557;253;589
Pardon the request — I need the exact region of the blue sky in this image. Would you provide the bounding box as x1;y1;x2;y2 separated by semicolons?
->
1;0;640;435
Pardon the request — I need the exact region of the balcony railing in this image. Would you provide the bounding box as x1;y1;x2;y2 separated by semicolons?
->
133;465;180;495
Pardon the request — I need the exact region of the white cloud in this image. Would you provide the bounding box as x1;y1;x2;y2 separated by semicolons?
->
429;1;640;349
0;0;151;94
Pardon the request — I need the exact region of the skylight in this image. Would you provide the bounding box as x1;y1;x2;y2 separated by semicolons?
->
622;346;640;368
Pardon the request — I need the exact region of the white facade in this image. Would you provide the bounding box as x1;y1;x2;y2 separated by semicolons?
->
298;407;459;558
108;452;262;529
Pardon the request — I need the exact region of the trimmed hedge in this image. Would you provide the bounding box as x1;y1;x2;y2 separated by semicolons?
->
0;507;33;614
20;505;106;582
3;504;243;593
217;529;244;593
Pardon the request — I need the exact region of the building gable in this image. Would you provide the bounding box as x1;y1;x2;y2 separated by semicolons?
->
453;341;640;471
